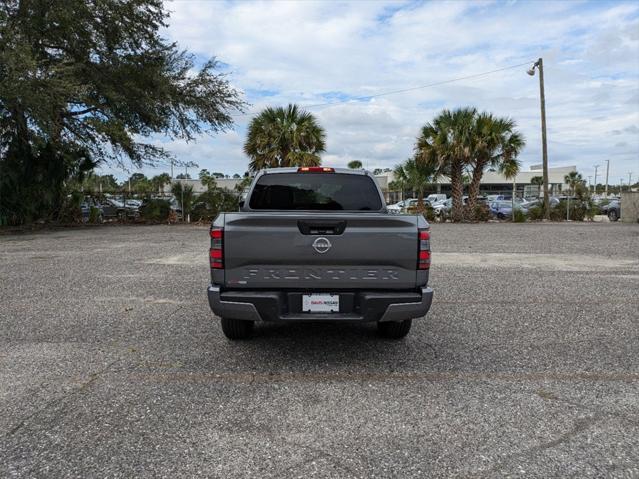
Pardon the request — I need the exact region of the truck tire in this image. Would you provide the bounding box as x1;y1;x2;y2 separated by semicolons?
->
221;317;254;340
608;210;618;222
378;319;412;339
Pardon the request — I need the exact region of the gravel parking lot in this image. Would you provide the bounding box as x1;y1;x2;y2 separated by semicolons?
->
1;222;638;478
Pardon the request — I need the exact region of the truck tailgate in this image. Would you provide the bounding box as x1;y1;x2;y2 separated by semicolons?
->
222;212;420;289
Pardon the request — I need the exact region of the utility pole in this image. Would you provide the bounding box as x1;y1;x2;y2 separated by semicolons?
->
629;172;633;189
181;167;185;223
588;176;592;192
527;59;550;219
526;58;550;220
593;165;600;195
604;160;609;196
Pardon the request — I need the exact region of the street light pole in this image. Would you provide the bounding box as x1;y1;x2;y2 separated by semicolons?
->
181;168;185;223
527;58;550;219
593;165;600;195
604;160;610;196
512;177;516;222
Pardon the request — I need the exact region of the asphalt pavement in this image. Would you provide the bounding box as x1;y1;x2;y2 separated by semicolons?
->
1;222;638;478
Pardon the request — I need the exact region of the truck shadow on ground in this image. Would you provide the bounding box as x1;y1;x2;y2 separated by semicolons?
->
198;319;439;373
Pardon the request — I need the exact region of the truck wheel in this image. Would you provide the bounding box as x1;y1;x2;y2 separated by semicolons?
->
608;210;618;222
378;319;412;339
220;317;254;340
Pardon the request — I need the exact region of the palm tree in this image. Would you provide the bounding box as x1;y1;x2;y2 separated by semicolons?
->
347;160;363;169
244;104;326;172
171;182;195;220
393;157;437;207
416;107;476;222
467;113;524;213
531;176;543;198
199;169;218;191
564;171;583;196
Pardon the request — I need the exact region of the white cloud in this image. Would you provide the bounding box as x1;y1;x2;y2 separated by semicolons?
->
104;0;639;182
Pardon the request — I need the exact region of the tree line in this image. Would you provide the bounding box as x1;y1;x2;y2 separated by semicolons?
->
0;0;243;225
1;0;529;225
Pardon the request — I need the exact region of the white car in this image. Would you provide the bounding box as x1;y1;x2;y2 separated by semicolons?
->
425;194;447;204
432;198;452;216
433;196;469;216
387;199;417;214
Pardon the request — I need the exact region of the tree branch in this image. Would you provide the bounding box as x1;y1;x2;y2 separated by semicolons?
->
63;107;99;117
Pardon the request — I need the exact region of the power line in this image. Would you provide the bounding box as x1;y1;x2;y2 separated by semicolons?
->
232;60;534;117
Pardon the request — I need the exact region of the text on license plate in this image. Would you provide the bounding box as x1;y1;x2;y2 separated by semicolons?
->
302;294;339;313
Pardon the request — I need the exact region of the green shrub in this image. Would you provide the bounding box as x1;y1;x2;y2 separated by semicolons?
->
191;188;239;222
58;191;84;223
513;209;527;223
139;199;171;222
527;205;544;221
584;201;597;221
422;205;436;222
473;204;491;222
88;206;101;223
549;202;566;221
191;201;215;222
549;200;594;222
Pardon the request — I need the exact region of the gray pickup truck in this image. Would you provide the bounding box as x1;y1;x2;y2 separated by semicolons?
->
207;166;433;340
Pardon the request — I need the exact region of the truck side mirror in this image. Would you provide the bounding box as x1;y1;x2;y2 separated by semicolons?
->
238;199;245;208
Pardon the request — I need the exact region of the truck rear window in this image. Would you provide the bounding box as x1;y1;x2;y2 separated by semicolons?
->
249;173;383;211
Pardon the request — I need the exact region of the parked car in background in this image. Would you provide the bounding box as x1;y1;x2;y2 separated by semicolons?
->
80;200;103;223
432;198;452;216
405;198;433;213
388;198;424;214
425;194;447;205
526;197;560;209
387;199;412;214
100;198;139;219
433;196;469;217
489;201;527;219
600;199;621;221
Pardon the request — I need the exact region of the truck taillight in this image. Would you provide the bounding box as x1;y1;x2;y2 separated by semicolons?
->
210;227;224;269
418;229;430;269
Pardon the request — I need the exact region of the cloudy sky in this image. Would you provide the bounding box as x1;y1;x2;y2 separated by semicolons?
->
104;0;639;184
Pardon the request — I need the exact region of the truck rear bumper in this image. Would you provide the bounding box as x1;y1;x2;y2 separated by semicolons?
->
207;285;434;322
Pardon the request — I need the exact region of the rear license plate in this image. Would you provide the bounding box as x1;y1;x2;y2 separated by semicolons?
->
302;294;339;313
